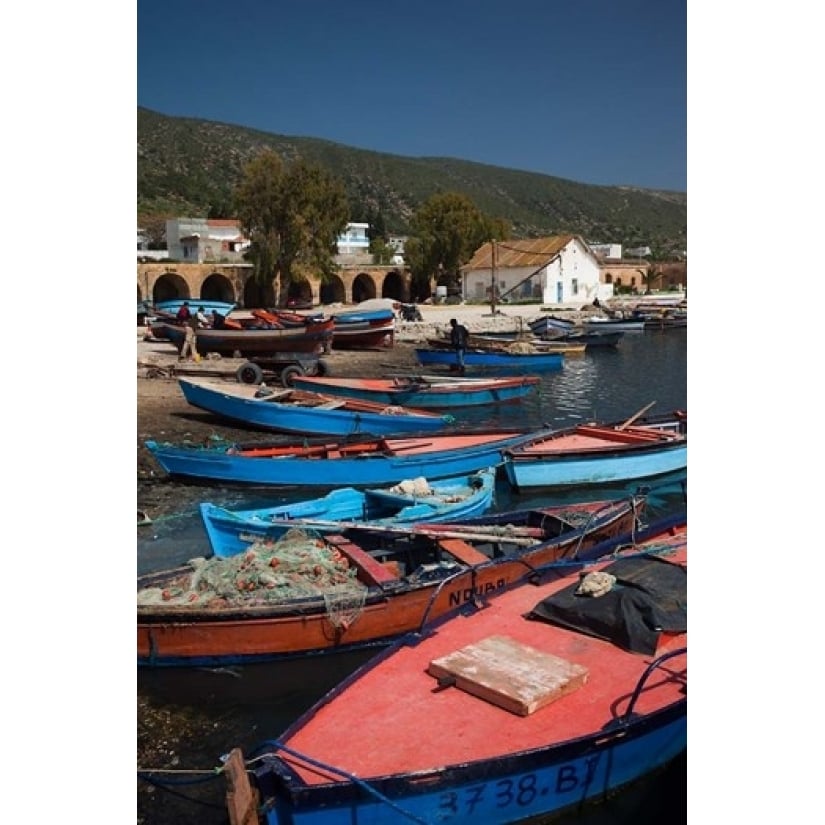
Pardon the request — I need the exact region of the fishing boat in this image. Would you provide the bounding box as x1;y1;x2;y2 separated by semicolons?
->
152;298;238;317
528;314;577;336
415;347;564;371
330;307;396;349
137;494;648;666
149;314;334;356
503;406;687;490
427;334;587;355
176;377;456;437
528;315;624;347
289;374;540;408
582;316;646;333
225;512;687;825
199;467;497;557
144;429;536;487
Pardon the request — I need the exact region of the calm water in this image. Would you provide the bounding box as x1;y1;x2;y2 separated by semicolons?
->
137;327;687;824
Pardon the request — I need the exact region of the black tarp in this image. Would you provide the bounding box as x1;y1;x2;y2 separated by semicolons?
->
528;555;686;655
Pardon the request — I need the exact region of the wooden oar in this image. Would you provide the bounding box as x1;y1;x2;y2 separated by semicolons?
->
270;518;537;546
617;401;657;430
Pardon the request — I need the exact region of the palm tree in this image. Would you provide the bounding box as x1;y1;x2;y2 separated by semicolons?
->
638;266;662;295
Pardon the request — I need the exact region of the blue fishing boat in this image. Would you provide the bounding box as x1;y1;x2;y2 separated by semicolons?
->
144;430;535;487
225;512;687;825
503;407;687;490
290;374;540;408
177;378;455;437
153;298;237;317
199;467;497;557
415;347;564;371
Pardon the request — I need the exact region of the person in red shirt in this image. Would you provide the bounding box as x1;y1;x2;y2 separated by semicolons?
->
176;301;191;322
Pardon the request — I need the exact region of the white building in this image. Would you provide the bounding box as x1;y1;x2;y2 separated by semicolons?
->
462;235;609;306
587;242;623;260
336;222;370;255
165;218;250;263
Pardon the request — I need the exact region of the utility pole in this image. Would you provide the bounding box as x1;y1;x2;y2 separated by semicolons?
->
490;239;497;316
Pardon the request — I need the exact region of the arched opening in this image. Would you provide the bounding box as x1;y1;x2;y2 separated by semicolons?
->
319;275;345;305
243;277;276;309
381;269;406;302
351;272;377;304
284;277;314;308
200;272;236;304
152;272;191;303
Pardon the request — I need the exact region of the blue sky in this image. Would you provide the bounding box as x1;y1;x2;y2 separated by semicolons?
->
138;0;686;191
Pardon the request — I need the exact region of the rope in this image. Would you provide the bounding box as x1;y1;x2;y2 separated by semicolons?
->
249;740;432;824
137;771;226;810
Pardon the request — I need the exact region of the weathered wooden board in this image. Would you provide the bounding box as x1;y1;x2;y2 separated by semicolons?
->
427;634;588;716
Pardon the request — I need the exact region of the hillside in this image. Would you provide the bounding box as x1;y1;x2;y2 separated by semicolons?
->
137;107;686;251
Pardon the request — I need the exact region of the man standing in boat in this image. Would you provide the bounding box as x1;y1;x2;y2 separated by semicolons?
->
449;318;469;375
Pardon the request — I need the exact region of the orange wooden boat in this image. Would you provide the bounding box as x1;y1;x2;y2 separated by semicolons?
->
137;495;646;667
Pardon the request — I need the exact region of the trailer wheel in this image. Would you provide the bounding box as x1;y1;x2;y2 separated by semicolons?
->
236;362;264;385
280;365;304;387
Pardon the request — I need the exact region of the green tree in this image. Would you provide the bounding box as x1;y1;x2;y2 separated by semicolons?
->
369;237;394;265
408;193;508;292
234;151;350;302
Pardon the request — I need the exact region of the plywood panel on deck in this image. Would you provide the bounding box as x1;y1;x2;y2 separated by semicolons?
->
427;634;588;716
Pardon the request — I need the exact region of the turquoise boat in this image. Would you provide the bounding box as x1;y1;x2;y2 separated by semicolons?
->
145;429;535;487
177;377;456;437
200;466;497;557
289;374;540;408
503;410;687;490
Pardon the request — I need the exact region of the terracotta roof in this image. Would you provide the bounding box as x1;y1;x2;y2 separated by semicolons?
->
464;235;576;270
207;219;242;228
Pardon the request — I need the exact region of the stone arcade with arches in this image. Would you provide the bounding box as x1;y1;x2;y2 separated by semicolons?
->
137;263;413;309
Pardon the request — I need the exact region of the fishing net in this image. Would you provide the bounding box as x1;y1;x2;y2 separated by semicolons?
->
137;527;367;609
323;583;368;629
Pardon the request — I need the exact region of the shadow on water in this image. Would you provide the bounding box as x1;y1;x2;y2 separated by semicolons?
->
137;328;687;824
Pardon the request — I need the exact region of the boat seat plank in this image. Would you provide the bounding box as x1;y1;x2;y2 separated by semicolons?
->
326;534;399;585
438;538;490;567
573;425;667;443
427;635;589;716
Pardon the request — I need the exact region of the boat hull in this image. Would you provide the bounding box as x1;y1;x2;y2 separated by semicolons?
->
290;375;540;408
331;310;396;349
151;319;333;356
144;431;534;486
199;467;497;556
415;348;563;371
504;442;688;489
138;498;644;665
178;378;453;437
257;711;685;825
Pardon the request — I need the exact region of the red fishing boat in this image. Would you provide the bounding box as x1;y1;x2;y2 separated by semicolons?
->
229;512;686;825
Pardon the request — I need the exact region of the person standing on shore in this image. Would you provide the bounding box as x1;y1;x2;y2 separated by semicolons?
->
179;312;201;361
449;318;469;375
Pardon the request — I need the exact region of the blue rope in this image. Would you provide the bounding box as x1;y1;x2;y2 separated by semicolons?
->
252;739;431;824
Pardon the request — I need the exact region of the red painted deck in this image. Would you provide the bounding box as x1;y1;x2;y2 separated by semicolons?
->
517;425;683;455
277;526;687;785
